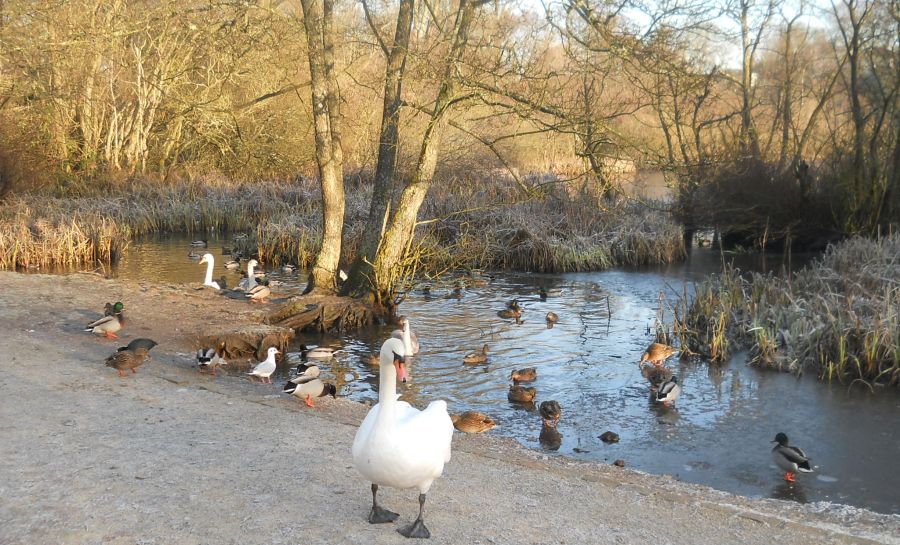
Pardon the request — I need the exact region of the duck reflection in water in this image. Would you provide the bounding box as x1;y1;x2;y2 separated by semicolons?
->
770;480;809;504
539;425;562;451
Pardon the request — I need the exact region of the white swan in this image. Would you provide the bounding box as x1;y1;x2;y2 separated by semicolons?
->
351;337;452;538
237;259;259;291
246;346;279;383
198;253;221;289
390;316;420;356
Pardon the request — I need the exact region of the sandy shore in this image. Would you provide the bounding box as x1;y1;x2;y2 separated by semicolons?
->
0;272;897;545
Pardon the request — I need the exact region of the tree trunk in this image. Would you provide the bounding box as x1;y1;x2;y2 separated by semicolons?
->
343;0;415;297
366;0;480;308
300;0;346;294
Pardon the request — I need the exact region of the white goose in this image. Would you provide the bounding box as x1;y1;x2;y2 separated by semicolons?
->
391;316;420;356
351;338;452;539
237;259;259;291
246;347;279;383
198;253;221;289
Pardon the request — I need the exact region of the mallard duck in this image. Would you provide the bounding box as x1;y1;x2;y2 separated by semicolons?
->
283;377;337;407
508;385;537;403
546;311;559;324
391;316;420;355
190;240;208;247
352;338;453;538
462;344;489;364
197;341;228;375
103;301;123;317
538;287;548;301
497;308;523;320
642;364;673;392
639;343;678;367
510;367;537;382
299;344;336;360
281;263;297;273
118;338;158;353
539;400;561;426
246;347;279;383
294;362;320;378
217;275;228;290
198;253;221;289
654;376;682;407
451;411;497;433
85;307;125;339
505;298;521;311
246;284;271;303
187;250;203;260
105;342;156;377
771;432;813;482
361;353;380;366
224;259;241;270
445;282;464;299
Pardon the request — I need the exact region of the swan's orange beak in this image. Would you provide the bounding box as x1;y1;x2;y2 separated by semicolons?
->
394;360;408;383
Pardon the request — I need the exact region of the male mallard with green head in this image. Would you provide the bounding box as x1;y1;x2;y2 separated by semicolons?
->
86;302;125;339
771;432;813;482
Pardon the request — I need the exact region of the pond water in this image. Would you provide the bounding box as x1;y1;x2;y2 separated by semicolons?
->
35;234;900;515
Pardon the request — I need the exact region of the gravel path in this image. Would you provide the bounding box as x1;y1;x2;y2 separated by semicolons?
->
0;272;896;545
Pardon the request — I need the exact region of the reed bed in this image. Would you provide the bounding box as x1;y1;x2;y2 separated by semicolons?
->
673;236;900;386
0;176;685;274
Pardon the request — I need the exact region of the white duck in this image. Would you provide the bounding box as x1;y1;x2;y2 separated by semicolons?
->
351;338;452;539
237;259;259;291
390;316;420;356
246;347;279;383
198;253;221;289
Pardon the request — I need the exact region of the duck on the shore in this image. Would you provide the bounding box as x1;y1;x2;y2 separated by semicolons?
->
105;340;156;377
508;385;537;403
294;362;320;378
197;341;228;375
451;411;497;433
771;432;813;483
246;283;271;303
510;367;537;382
198;253;221;289
283;377;337;408
117;338;158;353
640;343;678;367
352;338;453;538
654;376;682;407
246;347;279;383
463;344;489;364
391;316;420;356
85;305;125;339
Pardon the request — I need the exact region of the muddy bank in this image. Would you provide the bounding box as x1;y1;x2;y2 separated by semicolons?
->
0;272;896;545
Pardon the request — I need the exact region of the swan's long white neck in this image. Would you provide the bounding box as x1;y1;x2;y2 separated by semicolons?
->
204;258;215;285
247;262;257;288
377;359;398;423
401;322;412;355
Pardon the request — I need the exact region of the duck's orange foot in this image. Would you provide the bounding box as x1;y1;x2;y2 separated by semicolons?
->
118;370;126;377
784;472;796;482
131;368;137;374
105;332;119;340
305;395;315;408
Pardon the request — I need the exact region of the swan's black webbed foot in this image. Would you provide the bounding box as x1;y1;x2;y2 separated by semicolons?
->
368;505;400;524
398;518;430;539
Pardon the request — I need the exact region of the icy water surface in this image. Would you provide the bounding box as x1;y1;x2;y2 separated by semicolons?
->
38;234;900;514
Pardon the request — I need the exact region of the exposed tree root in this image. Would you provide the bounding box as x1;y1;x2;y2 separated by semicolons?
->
197;324;294;364
263;294;380;333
